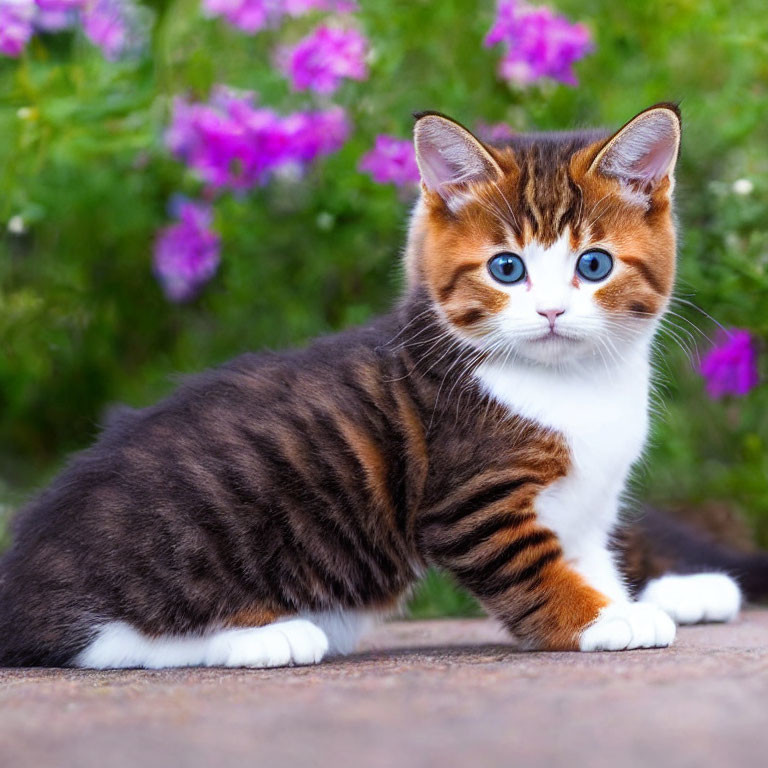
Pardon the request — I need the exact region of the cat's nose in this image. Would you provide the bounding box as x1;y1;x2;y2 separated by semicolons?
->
537;308;565;330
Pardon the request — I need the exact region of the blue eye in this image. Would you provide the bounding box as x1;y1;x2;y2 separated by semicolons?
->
488;252;526;284
576;249;613;281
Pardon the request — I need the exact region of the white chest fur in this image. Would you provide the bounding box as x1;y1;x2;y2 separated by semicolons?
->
474;346;652;557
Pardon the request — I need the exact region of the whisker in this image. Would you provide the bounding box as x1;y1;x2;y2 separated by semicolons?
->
670;296;728;335
380;308;434;348
664;308;713;344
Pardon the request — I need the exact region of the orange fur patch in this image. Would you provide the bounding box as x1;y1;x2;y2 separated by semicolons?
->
412;123;677;332
225;606;282;628
525;560;611;650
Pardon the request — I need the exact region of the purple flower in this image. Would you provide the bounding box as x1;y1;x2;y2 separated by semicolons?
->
485;0;593;87
699;329;759;399
0;0;36;57
202;0;276;34
283;0;358;14
1;0;150;57
35;0;83;10
279;105;350;165
278;24;368;94
166;88;350;191
167;92;265;190
154;200;221;302
202;0;357;35
81;0;149;60
35;0;83;27
35;8;79;31
359;135;420;188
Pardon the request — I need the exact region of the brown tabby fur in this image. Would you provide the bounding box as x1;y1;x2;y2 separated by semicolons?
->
1;104;755;668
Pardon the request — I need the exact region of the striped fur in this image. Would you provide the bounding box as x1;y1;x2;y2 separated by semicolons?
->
0;106;692;666
408;107;679;325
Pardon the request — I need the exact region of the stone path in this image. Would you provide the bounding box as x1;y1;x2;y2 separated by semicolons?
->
2;612;767;768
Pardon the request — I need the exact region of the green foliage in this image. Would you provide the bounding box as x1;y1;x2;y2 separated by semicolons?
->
1;0;768;616
408;569;484;620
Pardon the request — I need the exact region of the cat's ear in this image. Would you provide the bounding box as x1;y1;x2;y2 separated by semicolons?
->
588;104;681;199
414;112;504;206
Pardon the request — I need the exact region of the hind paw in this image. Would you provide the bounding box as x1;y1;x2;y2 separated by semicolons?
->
207;619;329;668
639;573;741;624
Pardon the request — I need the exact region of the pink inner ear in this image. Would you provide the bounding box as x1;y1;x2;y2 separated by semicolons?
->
599;111;679;186
414;118;499;197
418;143;464;192
627;133;677;182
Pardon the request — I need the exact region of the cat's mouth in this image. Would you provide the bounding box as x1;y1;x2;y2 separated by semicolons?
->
515;328;592;365
528;328;583;344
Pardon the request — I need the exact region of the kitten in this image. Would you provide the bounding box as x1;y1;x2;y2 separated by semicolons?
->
0;104;744;669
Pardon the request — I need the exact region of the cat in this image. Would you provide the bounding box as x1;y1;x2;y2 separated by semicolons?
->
0;104;747;669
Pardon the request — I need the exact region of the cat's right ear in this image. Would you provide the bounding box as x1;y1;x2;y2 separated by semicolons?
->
586;104;681;200
413;113;504;207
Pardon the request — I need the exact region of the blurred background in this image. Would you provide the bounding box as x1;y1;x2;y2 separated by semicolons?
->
1;0;766;617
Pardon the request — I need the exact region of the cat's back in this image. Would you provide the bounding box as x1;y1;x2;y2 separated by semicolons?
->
9;311;403;539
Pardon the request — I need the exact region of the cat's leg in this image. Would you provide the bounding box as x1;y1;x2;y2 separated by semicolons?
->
302;609;379;656
569;538;676;651
423;503;675;652
75;617;330;670
570;534;630;603
638;573;741;624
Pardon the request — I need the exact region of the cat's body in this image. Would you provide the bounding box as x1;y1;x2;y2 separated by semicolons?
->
0;300;614;665
0;106;748;668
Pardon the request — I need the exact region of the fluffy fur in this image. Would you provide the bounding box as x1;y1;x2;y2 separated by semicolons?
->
0;105;748;668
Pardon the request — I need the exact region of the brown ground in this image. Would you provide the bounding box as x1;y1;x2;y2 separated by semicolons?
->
1;611;767;768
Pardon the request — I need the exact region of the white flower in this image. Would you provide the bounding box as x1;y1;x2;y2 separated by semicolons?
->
732;178;754;196
7;215;26;234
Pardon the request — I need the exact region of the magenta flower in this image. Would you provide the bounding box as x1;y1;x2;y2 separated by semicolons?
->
0;0;148;57
81;0;148;60
359;135;420;188
0;0;36;57
154;200;221;303
278;24;368;94
283;0;357;14
699;329;760;399
485;0;593;87
203;0;358;35
35;9;79;31
202;0;275;34
35;0;83;28
35;0;83;10
166;88;350;191
279;105;350;164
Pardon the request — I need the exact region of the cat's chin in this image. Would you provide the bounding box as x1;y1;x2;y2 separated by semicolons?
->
514;334;592;367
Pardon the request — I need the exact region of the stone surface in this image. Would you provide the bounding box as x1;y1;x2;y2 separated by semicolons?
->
1;612;768;768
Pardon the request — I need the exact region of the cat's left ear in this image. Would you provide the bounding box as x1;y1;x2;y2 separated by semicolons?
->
414;112;504;207
588;104;681;199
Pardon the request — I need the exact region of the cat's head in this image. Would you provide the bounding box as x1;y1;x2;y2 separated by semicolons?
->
406;105;681;368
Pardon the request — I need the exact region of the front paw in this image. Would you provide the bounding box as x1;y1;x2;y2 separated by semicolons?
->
579;602;676;652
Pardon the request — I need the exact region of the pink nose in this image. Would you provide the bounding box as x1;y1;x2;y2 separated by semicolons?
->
537;308;565;330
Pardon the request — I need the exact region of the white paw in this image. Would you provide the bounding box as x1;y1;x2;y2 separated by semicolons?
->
639;573;741;625
579;602;676;652
207;619;329;668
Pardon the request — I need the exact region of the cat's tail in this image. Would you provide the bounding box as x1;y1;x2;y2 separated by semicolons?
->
619;506;768;602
